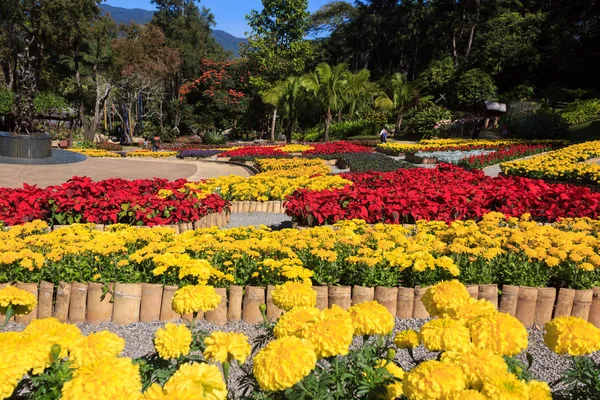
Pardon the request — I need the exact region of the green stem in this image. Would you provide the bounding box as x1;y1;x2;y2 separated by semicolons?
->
223;361;230;389
1;304;14;330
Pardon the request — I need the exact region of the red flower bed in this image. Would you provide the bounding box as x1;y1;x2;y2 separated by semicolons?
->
218;146;287;158
458;144;551;169
0;177;228;226
284;164;600;225
302;141;372;155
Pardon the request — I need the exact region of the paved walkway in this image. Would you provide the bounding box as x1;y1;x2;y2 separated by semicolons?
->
0;157;251;188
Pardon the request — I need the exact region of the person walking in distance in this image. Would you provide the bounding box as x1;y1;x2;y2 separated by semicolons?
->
380;126;388;143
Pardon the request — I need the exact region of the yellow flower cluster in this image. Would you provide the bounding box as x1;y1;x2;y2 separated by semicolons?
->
271;281;317;311
145;363;227;399
378;138;567;153
203;331;251;364
277;144;315;153
171;285;221;315
397;281;549;400
543;316;600;356
0;285;37;316
502;140;600;184
125;150;178;158
153;323;192;359
348;300;395;335
68;148;121;157
187;173;350;201
254;157;326;172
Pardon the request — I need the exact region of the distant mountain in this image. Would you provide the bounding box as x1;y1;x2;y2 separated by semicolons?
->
99;4;247;57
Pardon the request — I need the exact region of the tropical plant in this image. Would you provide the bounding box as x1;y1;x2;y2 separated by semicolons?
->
455;69;498;109
301;63;350;142
375;73;430;135
262;76;305;143
343;69;379;120
202;131;227;145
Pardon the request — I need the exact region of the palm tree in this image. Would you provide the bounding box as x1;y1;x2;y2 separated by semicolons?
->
301;63;349;142
344;69;379;121
262;76;304;143
375;73;427;134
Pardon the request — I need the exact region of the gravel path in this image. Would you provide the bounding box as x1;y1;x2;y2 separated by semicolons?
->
6;318;598;390
226;212;293;230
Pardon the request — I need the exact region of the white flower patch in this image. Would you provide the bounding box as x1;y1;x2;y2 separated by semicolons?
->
415;149;496;164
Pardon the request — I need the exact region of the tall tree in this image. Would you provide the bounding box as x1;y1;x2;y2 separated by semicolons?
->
244;0;313;88
375;73;426;133
262;76;304;143
301;63;349;142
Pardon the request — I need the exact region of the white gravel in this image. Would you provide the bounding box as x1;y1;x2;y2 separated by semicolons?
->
226;212;293;230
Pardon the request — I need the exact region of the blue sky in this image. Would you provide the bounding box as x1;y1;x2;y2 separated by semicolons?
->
105;0;333;37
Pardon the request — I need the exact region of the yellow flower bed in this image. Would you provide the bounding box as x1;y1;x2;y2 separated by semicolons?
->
68;149;121;157
378;138;568;153
254;157;327;171
2;212;600;289
125;150;178;158
501;141;600;184
278;144;314;153
187;174;351;201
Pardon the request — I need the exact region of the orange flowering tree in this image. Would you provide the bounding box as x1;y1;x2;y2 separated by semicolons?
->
179;59;251;132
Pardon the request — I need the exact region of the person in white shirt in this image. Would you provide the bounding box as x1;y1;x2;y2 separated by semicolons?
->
379;127;388;143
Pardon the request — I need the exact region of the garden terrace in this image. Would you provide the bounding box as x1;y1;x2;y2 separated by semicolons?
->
336;152;414;172
284;164;600;225
502;140;600;185
376;139;568;156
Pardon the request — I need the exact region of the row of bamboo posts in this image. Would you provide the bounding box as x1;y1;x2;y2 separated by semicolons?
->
2;282;599;328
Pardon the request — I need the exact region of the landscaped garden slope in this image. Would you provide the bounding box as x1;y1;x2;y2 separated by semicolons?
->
285;164;600;225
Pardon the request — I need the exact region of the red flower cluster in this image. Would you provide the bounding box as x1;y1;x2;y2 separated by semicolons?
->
458;144;551;169
302;141;373;155
218;146;287;158
0;177;228;227
284;164;600;225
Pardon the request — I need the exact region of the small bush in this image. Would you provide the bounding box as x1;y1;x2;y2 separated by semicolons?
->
302;126;322;142
96;142;123;151
34;92;71;115
406;106;453;138
560;99;600;125
507;108;569;139
0;89;14;115
329;120;379;139
72;140;96;149
203;131;227;144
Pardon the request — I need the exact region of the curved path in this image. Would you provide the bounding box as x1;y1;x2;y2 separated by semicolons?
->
0;157;251;188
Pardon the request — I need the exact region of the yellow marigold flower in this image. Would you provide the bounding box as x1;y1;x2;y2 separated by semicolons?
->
204;331;251;364
441;347;508;389
61;357;141;400
394;330;421;349
273;306;321;338
69;331;125;368
253;336;317;391
271;281;317;311
348;301;395;336
163;362;227;400
420;317;471;352
171;285;221;315
528;380;552;400
469;312;528;356
543;316;600;356
445;390;487;399
421;280;471;317
443;297;496;323
301;305;354;359
481;371;529;400
0;285;37;316
377;360;404;400
23;317;83;362
402;360;466;400
154;323;192;359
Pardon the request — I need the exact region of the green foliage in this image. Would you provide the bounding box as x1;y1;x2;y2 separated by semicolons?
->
72;140;96;149
202;131;227;145
329;120;378;139
375;73;428;132
33;92;70;115
17;345;73;399
302;126;322;142
419;56;456;95
507;108;569;139
338;152;412;173
263;76;305;142
0;89;14;115
554;356;600;399
560;99;600;126
406;106;453;138
455;69;498;109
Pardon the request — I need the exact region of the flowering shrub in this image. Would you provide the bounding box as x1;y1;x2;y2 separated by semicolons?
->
502;141;600;185
96;142;123;151
4;213;600;289
0;177;228;226
68;148;121;157
377;138;567;154
177;149;223;158
285;164;600;225
302;141;373;156
254;157;326;172
278;144;314;153
218;146;287;158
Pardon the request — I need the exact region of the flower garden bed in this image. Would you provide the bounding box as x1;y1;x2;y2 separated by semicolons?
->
285;164;600;225
336;152;413;172
0;177;228;226
459;144;550;169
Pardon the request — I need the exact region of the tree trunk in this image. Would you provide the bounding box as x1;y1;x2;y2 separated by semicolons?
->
324;108;332;142
286;117;297;144
395;113;403;135
337;110;342;123
270;107;277;141
87;82;112;141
